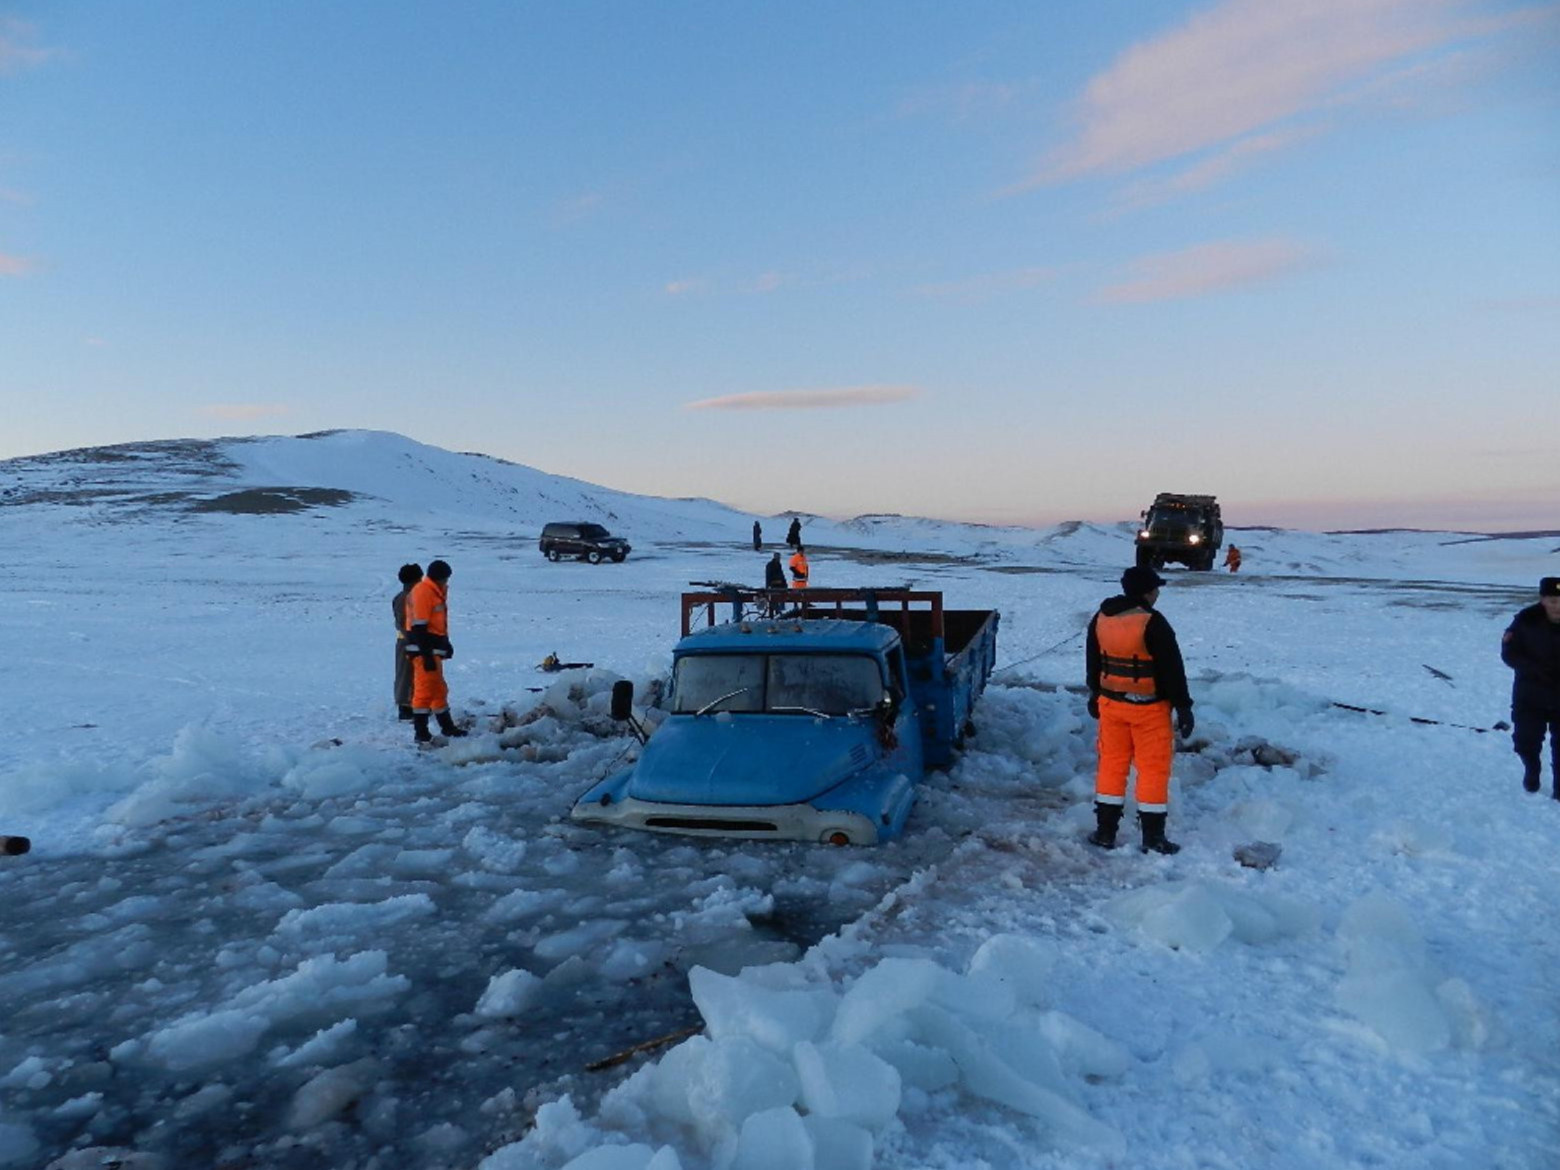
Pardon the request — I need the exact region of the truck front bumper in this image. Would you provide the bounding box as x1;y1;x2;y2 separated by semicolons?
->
569;765;917;845
570;793;883;845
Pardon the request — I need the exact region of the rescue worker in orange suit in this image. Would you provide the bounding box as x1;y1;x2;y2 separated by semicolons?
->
789;545;810;590
404;559;468;745
392;562;423;720
1085;565;1194;853
1224;545;1242;573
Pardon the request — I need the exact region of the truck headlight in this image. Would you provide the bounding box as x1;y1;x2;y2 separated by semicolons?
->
1138;530;1151;539
1188;534;1202;544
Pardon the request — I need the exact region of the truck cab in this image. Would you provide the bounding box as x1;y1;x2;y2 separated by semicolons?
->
571;589;998;845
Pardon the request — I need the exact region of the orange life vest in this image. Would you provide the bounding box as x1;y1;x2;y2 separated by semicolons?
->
1095;608;1157;699
406;578;449;638
789;552;809;587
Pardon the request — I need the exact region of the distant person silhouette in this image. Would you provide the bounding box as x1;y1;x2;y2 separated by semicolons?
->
786;517;802;549
753;520;762;550
1502;576;1560;797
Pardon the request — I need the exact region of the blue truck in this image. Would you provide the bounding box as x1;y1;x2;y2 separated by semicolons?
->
570;587;999;845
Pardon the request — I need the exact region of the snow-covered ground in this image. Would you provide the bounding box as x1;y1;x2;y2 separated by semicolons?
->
1;430;1556;1169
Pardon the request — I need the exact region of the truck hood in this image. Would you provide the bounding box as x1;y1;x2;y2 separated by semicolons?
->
623;715;874;807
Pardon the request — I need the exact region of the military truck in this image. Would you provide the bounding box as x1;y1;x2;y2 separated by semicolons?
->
1135;493;1223;571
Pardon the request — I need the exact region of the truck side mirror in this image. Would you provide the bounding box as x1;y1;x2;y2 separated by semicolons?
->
610;680;635;722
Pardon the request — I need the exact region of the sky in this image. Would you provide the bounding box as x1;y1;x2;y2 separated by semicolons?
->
1;0;1557;531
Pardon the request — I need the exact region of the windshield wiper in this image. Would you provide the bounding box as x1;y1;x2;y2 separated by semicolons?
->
693;685;757;716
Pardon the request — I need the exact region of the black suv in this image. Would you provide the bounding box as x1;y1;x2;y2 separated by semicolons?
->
539;522;631;564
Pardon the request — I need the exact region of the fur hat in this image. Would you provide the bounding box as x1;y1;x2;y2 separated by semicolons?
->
426;559;453;581
398;563;423;586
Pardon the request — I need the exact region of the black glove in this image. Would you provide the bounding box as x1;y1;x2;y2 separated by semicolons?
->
1086;694;1100;720
440;638;454;660
1176;707;1195;737
422;652;437;672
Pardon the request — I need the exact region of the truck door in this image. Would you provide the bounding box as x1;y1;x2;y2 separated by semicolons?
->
885;645;923;775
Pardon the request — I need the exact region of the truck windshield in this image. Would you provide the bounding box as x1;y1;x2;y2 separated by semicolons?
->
673;654;885;715
580;524;609;539
1148;507;1195;528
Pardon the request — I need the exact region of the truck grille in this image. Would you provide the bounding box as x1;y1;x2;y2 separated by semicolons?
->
644;816;780;832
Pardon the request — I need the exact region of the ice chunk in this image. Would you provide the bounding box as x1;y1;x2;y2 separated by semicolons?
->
1109;883;1232;952
911;1004;1124;1154
559;1145;682;1170
145;1008;270;1071
475;969;542;1019
731;1106;813;1170
966;934;1060;1010
287;1058;379;1129
870;1038;960;1091
792;1040;901;1129
534;919;629;964
281;749;373;798
462;825;527;872
829;957;942;1046
690;966;834;1053
1336;967;1451;1054
273;894;436;944
802;1115;873;1170
271;1018;359;1068
1035;1011;1130;1080
643;1035;800;1136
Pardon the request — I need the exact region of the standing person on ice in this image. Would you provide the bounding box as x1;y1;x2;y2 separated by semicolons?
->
789;545;810;590
1501;576;1560;797
1084;565;1194;853
392;562;423;720
752;520;763;550
404;559;468;745
786;517;802;549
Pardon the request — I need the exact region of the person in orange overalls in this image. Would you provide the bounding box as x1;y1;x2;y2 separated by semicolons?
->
1084;565;1194;853
789;546;810;589
1224;545;1242;573
404;559;468;745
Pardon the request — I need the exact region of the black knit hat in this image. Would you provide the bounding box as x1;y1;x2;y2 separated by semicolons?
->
1541;577;1560;598
427;559;452;581
398;563;423;586
1121;565;1166;597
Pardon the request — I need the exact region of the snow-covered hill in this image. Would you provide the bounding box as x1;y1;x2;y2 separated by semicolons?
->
0;432;1557;1170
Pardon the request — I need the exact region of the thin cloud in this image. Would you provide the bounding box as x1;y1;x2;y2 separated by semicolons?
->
684;385;921;412
1113;126;1326;210
550;190;606;228
0;253;35;277
1034;0;1511;186
912;266;1057;301
1097;238;1316;304
896;79;1033;122
198;404;291;422
663;277;708;297
0;18;58;75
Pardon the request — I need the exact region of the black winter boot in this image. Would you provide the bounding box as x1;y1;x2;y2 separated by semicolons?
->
412;714;433;744
1139;812;1181;855
435;711;469;738
1522;759;1541;793
398;705;414;721
1088;803;1123;849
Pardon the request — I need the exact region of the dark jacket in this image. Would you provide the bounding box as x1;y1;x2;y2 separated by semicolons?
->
1086;595;1191;710
1502;604;1560;711
764;558;787;589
